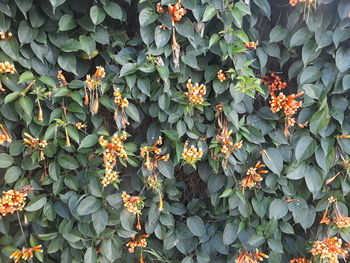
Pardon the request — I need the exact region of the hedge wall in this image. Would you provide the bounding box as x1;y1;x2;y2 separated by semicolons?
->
0;0;350;262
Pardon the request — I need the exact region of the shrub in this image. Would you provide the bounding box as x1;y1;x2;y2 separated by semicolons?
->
0;0;350;262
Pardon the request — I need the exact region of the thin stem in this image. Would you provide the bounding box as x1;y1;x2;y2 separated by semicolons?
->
17;211;28;247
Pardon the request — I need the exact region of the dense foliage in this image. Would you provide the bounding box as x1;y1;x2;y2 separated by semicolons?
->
0;0;350;262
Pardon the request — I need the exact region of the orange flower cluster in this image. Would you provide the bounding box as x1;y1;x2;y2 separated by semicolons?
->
122;191;144;215
311;237;348;263
126;234;148;253
75;122;86;130
216;128;243;155
0;62;16;74
140;136;170;171
182;141;203;165
85;66;105;114
0;186;32;216
217;70;226;82
244;41;259;50
263;74;303;136
262;74;287;95
114;89;129;108
57;70;67;85
156;3;164;13
0;125;12;144
0;32;12;40
289;0;316;6
184;79;206;105
23;133;47;161
10;245;43;263
321;197;350;229
99;132;128;187
236;249;268;263
156;1;187;23
241;161;268;193
290;257;311;263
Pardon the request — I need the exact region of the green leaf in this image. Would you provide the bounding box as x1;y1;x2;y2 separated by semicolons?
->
295;136;316;162
39;75;56;88
187;216;206;237
269;25;287;42
58;53;77;75
253;0;271;18
202;6;217;22
79;36;96;56
84;247;97;263
262;147;283;175
18;20;38;44
4;92;20;104
286;163;308;180
234;30;249;43
90;6;106;25
15;0;33;17
158;160;174;179
300;66;322;84
57;155;79;170
5;166;21;184
139;8;157;26
78;134;98;149
305;166;323;194
336;47;350;72
155;26;171;48
50;0;65;13
209;33;220;48
162;130;179;141
269;199;288;219
19;71;34;83
119;63;137;77
125;103;140;122
268;238;284;253
0;153;14;168
25;195;47;212
222;222;238;245
175;18;194;39
310;109;330;134
92;209;108;234
103;2;123;20
58;14;77;31
19;96;33;116
77;196;102;216
290;27;311;47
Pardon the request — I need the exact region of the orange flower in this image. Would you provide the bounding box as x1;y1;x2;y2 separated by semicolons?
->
114;89;129;109
0;124;12;144
244;41;259;50
10;245;43;263
236;249;268;263
99;132;128;187
75;122;86;130
290;257;311;263
57;70;67;85
311;237;347;263
126;234;148;253
184;79;206;105
156;3;164;13
23;133;47;161
241;161;268;192
182;141;203;165
140;136;170;171
0;32;12;40
168;1;187;23
122;192;144;215
0;61;15;74
289;0;316;6
262;73;287;96
0;189;28;216
217;70;226;82
339;135;350;139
